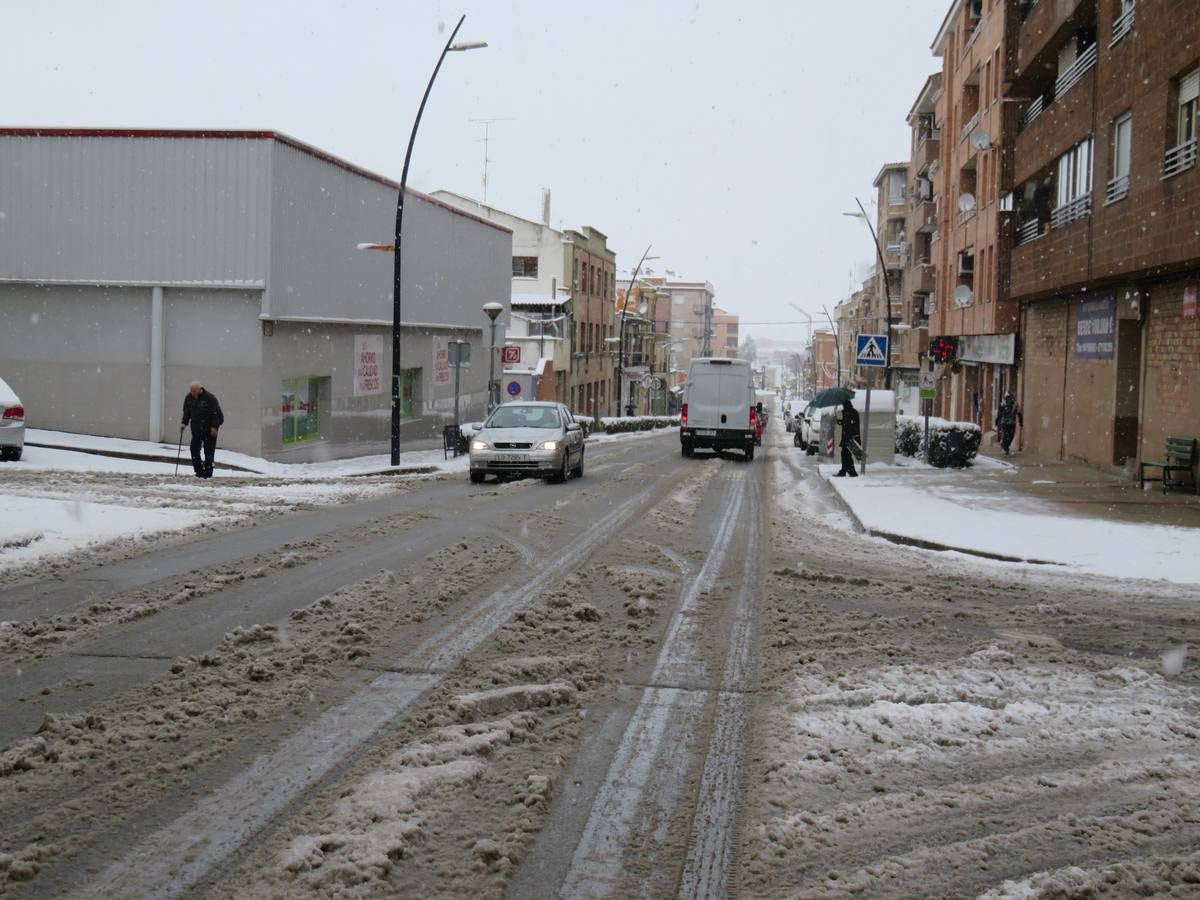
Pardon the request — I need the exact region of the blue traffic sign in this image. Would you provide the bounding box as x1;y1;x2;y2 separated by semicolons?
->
855;334;889;367
506;381;522;396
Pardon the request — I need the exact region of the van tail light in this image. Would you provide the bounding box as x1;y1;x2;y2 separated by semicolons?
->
749;406;757;427
681;403;688;427
2;406;23;420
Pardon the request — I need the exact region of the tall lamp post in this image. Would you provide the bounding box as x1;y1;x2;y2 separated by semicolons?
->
482;301;503;413
821;303;842;387
843;198;894;390
389;15;486;465
616;244;657;416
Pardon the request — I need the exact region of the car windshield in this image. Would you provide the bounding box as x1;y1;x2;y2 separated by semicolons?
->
486;406;560;429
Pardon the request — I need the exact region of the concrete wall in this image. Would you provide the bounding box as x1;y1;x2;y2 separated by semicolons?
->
0;283;262;451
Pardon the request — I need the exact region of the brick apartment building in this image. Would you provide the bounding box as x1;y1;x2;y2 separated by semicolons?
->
811;329;839;390
647;276;717;382
712;307;740;357
904;74;942;395
929;0;1020;429
566;227;616;418
1006;0;1200;472
867;162;912;391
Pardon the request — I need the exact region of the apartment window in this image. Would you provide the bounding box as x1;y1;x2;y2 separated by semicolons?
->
574;259;580;290
887;171;905;203
1165;68;1199;178
1107;113;1132;203
512;256;538;278
1052;136;1093;227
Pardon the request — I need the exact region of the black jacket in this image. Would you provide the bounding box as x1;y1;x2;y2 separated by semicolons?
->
839;405;860;446
182;389;225;435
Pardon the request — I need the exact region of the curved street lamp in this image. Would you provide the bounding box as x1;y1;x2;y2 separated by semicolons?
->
843;197;894;390
615;245;658;416
389;15;487;465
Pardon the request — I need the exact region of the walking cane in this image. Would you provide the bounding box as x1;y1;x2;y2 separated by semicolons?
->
174;429;183;476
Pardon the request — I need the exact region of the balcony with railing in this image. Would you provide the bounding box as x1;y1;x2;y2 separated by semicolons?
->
1010;203;1091;299
913;130;940;172
1049;194;1091;229
1163;137;1197;180
960;109;982;145
1104;174;1130;204
1015;0;1087;82
1015;217;1043;246
1109;3;1135;48
910;196;937;232
909;262;935;294
1018;43;1096;137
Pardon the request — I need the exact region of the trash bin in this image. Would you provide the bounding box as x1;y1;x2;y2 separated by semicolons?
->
443;424;463;459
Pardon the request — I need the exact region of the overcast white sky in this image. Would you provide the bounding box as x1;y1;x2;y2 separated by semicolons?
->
4;0;948;345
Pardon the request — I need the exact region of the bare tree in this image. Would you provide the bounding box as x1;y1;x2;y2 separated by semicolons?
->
737;336;758;364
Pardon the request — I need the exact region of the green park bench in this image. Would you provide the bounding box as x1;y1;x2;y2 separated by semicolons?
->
1138;436;1198;494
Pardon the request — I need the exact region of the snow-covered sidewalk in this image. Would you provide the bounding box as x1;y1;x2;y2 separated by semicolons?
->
821;459;1200;586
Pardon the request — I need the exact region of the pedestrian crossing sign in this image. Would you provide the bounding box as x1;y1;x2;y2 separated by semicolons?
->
855;334;888;367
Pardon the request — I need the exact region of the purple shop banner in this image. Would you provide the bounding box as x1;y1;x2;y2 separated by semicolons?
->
1074;293;1116;359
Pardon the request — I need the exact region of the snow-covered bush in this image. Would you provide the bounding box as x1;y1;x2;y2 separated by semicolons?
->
922;418;981;467
895;417;923;457
593;415;680;434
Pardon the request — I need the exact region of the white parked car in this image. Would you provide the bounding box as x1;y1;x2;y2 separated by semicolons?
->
468;401;585;484
0;376;25;461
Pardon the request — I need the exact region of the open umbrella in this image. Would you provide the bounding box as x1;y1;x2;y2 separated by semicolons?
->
808;387;855;409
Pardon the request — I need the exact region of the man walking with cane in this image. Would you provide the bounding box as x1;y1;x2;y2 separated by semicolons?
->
181;380;224;478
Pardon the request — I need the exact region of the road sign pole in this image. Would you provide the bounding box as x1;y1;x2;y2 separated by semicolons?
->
452;341;462;454
862;387;870;476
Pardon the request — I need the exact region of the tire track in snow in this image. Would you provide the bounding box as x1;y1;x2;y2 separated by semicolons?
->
67;490;653;900
559;472;747;897
679;476;762;899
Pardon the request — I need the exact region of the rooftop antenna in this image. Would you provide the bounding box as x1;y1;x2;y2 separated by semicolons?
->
468;117;514;203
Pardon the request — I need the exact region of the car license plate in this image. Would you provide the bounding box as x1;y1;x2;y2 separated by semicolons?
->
494;453;525;462
696;429;716;436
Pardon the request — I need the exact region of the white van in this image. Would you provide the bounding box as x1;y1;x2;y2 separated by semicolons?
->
680;357;757;460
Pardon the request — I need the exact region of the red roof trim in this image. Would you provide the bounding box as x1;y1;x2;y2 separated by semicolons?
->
0;127;512;235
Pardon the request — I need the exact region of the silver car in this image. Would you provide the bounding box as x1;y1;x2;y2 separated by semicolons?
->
0;375;25;461
469;401;585;484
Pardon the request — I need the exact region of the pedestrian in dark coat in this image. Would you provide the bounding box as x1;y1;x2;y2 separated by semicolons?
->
995;391;1022;455
835;398;860;477
181;381;224;478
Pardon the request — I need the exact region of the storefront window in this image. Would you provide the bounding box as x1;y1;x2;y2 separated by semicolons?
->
399;368;418;420
282;377;323;444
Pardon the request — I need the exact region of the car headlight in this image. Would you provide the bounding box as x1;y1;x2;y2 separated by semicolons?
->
471;440;490;451
537;440;561;451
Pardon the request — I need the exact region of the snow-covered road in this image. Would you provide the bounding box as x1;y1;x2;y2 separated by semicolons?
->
1;412;1198;898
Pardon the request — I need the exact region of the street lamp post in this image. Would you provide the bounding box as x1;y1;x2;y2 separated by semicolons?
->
616;244;656;416
821;304;842;387
389;15;486;466
843;198;894;390
482;301;503;413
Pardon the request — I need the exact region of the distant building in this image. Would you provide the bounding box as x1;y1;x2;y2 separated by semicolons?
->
429;190;570;405
645;276;716;380
0;129;511;460
870;161;912;392
811;329;838;390
712;308;740;357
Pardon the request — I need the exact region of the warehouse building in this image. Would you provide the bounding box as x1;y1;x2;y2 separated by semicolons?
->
0;128;511;461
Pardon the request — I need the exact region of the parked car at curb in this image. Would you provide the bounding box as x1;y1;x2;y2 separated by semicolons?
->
468;401;584;484
0;376;25;461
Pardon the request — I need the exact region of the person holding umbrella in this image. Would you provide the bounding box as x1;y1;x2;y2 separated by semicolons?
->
180;380;224;478
834;398;860;477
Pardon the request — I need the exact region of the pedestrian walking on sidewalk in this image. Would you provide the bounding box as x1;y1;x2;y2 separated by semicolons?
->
996;391;1022;455
834;398;860;477
181;381;224;478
